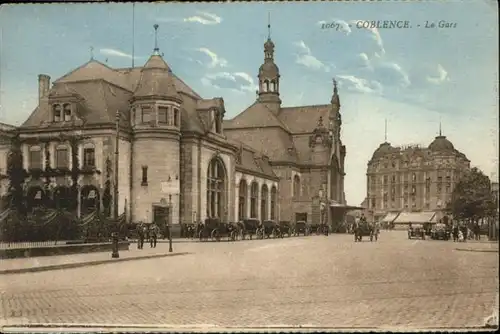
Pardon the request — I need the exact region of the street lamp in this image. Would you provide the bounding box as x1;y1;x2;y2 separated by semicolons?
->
111;110;120;258
168;194;173;253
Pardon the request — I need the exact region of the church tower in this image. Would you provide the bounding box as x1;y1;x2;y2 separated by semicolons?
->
257;15;282;115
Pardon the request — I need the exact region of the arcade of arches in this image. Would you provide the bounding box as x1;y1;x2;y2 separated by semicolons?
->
237;178;277;221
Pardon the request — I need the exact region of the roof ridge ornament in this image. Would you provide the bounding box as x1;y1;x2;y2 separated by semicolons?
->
267;12;271;40
153;24;160;55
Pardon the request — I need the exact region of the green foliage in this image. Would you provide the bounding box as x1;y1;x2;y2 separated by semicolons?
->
447;167;497;221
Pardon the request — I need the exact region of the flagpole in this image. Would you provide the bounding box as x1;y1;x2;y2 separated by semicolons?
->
132;3;135;68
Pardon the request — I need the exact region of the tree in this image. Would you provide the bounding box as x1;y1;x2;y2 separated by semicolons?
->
447;167;497;223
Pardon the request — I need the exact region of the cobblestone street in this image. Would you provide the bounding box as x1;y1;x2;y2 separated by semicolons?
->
0;231;498;330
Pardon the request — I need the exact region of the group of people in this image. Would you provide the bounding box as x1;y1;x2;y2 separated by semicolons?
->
136;223;160;249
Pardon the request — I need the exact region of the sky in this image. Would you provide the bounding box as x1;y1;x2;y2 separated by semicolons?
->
0;1;498;206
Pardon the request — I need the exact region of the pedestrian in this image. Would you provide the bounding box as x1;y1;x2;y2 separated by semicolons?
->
150;225;158;248
453;224;459;242
137;224;144;249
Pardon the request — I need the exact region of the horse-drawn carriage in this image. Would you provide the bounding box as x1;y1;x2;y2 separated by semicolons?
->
292;220;311;236
310;222;329;236
198;218;239;242
354;219;378;242
241;218;262;240
278;221;292;237
260;220;280;239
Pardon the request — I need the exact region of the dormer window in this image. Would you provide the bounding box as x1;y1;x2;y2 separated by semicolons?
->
53;104;62;122
213;109;222;134
63;103;72;121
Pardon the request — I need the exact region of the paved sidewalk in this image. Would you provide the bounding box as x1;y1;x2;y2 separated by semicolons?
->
0;243;191;275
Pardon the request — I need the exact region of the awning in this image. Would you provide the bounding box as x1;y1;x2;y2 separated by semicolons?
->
393;211;437;224
381;212;400;223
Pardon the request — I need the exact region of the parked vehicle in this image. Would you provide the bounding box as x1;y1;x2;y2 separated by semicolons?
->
430;223;450;240
408;224;425;240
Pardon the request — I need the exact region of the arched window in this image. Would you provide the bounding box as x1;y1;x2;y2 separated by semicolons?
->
265;80;269;92
270;186;277;220
206;157;226;219
293;175;301;199
238;179;247;221
29;146;42;169
55;145;69;169
412;173;416;182
270;80;275;92
53;104;62;122
250;181;258;218
80;185;100;213
261;184;268;220
63;103;72;121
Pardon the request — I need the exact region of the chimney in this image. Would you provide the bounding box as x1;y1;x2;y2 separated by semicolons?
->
38;74;50;100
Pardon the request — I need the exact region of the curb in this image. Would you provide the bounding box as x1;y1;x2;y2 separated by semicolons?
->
0;252;192;275
455;248;499;253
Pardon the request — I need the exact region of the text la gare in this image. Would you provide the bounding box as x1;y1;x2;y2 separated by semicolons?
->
425;20;457;28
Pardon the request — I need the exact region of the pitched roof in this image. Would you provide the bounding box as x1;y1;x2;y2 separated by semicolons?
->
277;104;331;134
225;127;298;163
225;102;290;131
227;139;277;179
21;81;131;128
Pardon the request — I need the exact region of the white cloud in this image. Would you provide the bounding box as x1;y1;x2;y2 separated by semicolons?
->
358;52;372;69
99;48;139;59
201;71;257;93
184;12;221;25
337;75;383;94
427;64;450;84
350;20;386;56
293;41;331;72
196;48;228;68
379;62;411;87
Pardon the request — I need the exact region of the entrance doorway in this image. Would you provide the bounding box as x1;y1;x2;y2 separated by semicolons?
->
153;205;170;237
295;212;307;222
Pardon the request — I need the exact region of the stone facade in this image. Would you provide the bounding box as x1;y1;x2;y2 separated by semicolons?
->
366;135;470;221
3;25;347;228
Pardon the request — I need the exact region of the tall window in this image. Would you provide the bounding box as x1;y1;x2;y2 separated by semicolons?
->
55;146;68;169
158;106;168;124
63;103;72;121
293;175;300;199
412;173;416;182
261;185;268;221
141;106;153;124
83;145;95;168
29;146;42;169
141;165;148;185
383;175;388;185
270;186;277;220
250;182;258;218
53;104;62;122
207;158;226;219
214;111;222;134
173;108;180;127
238;180;247;221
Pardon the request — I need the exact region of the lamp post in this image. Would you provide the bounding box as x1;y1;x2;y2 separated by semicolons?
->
168;194;173;252
111;110;120;259
113;110;120;221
